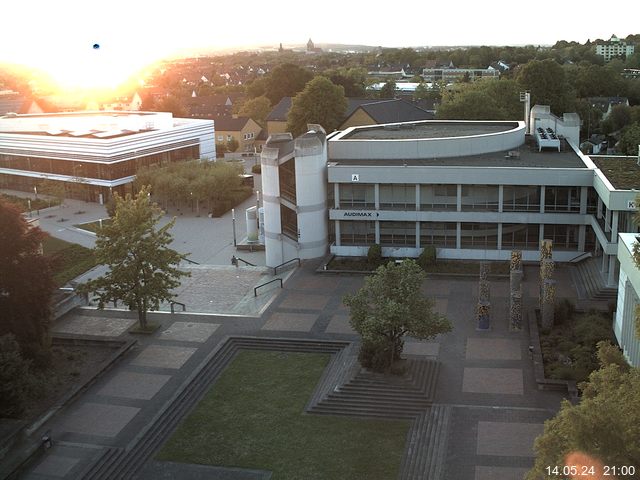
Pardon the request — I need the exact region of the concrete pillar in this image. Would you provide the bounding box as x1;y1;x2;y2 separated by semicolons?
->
608;255;617;287
604;208;611;233
597;197;603;219
415;184;420;211
578;224;586;251
497;223;503;250
539;186;545;214
456;222;461;249
538;224;545;246
335;220;341;246
579;186;588;215
375;221;380;244
415;222;420;249
334;183;340;209
374;183;380;210
612;211;619;239
541;279;556;330
498;185;504;213
457;184;462;212
602;253;608;274
476;301;491;331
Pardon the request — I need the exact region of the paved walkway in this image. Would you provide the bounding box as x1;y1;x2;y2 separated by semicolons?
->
19;259;580;480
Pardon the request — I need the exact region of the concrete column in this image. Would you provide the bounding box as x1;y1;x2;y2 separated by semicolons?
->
608;255;617;287
539;186;545;214
335;220;341;246
597;197;603;219
457;184;462;212
456;222;461;249
497;223;503;250
605;208;611;233
578;224;586;251
415;184;420;211
612;211;619;239
539;224;545;244
498;185;504;213
602;252;608;274
334;183;340;209
579;186;588;215
415;222;420;249
374;183;380;210
375;220;380;244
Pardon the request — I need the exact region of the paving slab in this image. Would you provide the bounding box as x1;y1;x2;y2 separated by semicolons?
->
325;314;356;334
130;345;197;369
434;297;448;314
59;403;140;437
261;312;318;332
404;342;440;357
31;455;80;477
466;338;521;360
476;421;544;457
475;466;530;480
462;368;524;395
98;371;172;400
159;321;220;343
278;293;330;310
289;275;338;292
52;315;136;337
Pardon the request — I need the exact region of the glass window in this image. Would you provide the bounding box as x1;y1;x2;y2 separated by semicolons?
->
420;184;457;211
461;223;499;249
380;221;416;246
544;224;579;250
502;223;540;249
545;187;581;212
379;184;415;210
502;185;540;212
339;184;375;209
420;222;456;248
340;220;376;246
461;185;499;211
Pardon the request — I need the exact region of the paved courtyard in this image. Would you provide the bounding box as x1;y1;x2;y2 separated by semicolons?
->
21;257;574;480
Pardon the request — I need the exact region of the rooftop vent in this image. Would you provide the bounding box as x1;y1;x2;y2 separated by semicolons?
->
505;150;520;159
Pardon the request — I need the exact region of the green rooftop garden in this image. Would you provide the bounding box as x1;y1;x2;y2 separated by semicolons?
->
593;156;640;190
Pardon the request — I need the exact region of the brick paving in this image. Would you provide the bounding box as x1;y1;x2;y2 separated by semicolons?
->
20;259;578;480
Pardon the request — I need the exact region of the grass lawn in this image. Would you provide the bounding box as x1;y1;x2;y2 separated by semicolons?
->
42;236;97;286
74;219;111;233
157;350;410;480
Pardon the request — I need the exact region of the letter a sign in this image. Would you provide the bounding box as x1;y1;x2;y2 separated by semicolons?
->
351;174;360;182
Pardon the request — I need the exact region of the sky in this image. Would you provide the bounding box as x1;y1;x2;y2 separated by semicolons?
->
1;0;637;88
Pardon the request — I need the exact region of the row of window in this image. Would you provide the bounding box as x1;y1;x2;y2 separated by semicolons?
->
339;221;584;250
216;132;256;142
336;184;587;213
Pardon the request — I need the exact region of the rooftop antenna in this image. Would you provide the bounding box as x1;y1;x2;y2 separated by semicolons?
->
519;91;531;134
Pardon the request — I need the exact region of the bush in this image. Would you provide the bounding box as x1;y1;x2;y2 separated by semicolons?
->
0;334;38;418
574;313;613;348
554;298;575;325
251;164;262;174
417;246;436;269
367;244;382;266
358;339;404;373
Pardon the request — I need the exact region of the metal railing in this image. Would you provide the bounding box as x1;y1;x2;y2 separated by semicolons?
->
273;257;300;275
254;278;283;296
568;251;593;263
170;301;186;314
183;257;200;265
231;256;256;266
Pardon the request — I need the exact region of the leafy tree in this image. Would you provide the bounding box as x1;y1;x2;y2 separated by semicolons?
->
517;59;576;115
81;186;189;330
602;104;633;134
263;63;313;105
226;137;240;153
0;199;55;361
343;260;452;372
286;76;347;137
527;342;639;479
618;123;640;155
237;95;271;127
379;80;397;99
437;79;522;120
155;95;188;117
0;334;39;418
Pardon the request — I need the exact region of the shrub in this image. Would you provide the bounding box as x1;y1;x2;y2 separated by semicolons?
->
0;334;38;418
367;244;382;266
417;245;436;269
554;298;575;325
574;313;613;348
358;339;404;373
251;164;261;174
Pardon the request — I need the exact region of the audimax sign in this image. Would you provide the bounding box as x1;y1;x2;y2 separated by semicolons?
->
343;211;380;218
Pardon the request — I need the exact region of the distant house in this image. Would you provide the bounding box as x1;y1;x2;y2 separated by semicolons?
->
214;116;262;153
0;94;43;115
187;94;245;118
340;99;434;129
587;97;630;118
265;97;293;136
596;35;635;62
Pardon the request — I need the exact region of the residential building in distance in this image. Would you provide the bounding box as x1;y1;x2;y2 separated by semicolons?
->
421;66;499;82
213;116;262;153
0;111;215;202
595;34;635;62
0;91;44;116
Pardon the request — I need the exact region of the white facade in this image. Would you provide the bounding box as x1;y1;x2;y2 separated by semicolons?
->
615;233;640;367
596;35;635;62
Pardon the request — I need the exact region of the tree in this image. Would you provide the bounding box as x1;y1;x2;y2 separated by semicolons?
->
527;342;639;479
155;95;187;117
237;95;271;127
263;63;313;105
343;260;452;372
379;80;397;99
0;334;39;418
226;137;240;153
286;76;347;137
0;199;55;362
517;59;576;115
437;79;522;120
81;186;189;330
618;123;640;155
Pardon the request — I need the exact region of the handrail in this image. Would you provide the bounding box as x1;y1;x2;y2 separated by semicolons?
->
568;251;592;263
231;256;256;266
254;278;283;296
183;257;200;265
170;301;186;314
273;257;301;275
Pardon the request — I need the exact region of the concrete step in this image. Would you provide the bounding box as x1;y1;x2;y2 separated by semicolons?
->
574;260;617;301
309;404;417;419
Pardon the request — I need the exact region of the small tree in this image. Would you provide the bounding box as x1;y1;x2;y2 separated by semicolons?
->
343;260;452;372
0;334;38;418
226;137;240;153
81;186;190;330
286;76;347;137
238;95;271;128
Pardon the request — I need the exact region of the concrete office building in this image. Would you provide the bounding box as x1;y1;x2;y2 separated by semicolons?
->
260;106;640;292
0;111;215;202
615;232;640;367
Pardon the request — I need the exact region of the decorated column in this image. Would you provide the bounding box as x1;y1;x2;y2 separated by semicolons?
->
476;262;491;331
509;250;523;331
541;278;556;329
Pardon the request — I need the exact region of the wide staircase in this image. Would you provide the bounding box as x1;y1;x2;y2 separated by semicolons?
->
573;257;617;300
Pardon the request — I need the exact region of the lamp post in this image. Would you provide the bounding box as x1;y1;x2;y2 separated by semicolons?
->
232;208;237;246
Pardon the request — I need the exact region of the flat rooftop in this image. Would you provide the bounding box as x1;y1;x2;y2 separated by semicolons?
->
330;143;587;169
591;156;640;190
342;122;519;140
